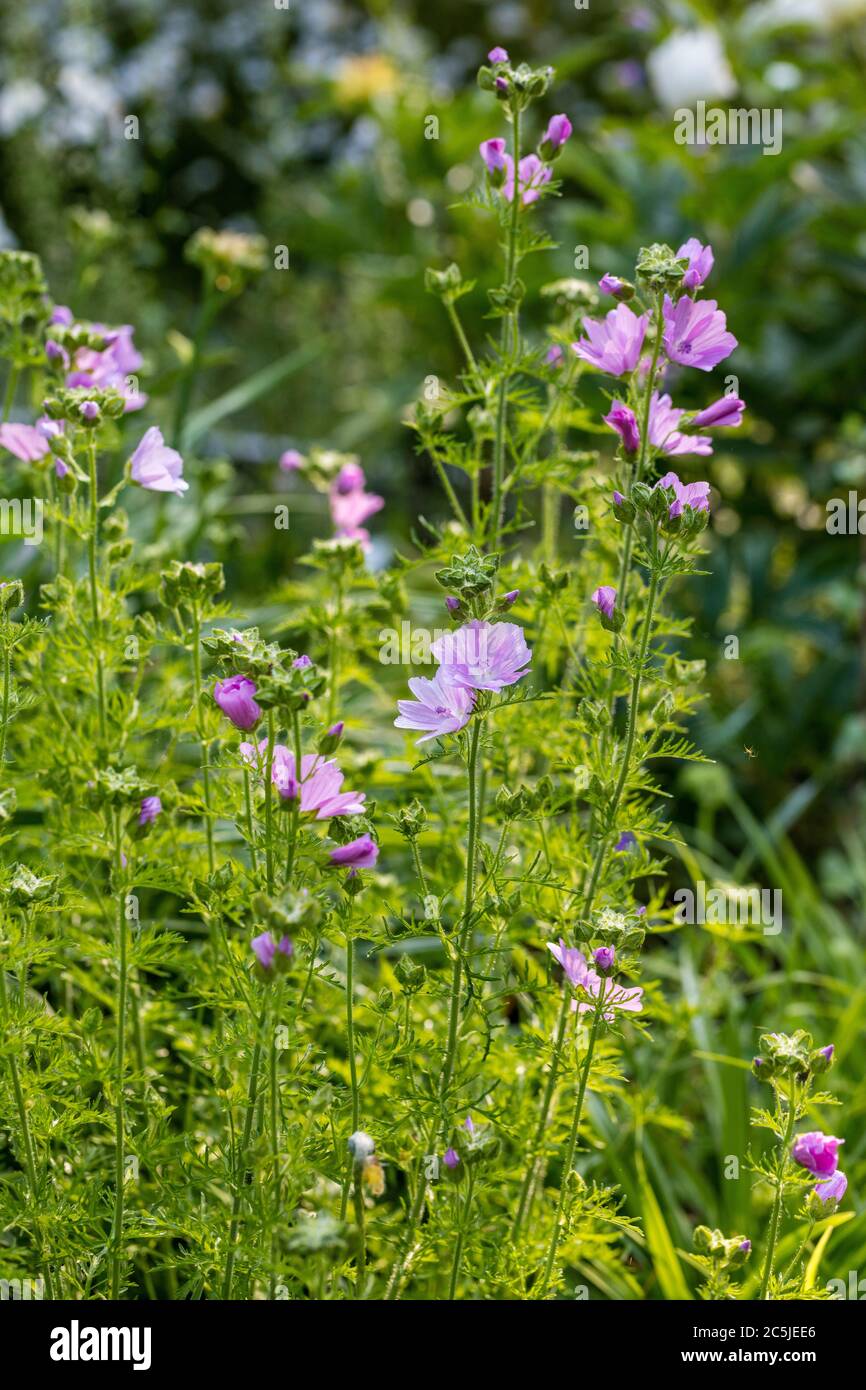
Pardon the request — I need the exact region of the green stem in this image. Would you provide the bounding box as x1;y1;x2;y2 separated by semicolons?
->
760;1085;798;1300
268;984;282;1298
539;991;605;1294
439;714;483;1108
221;1001;268;1299
490;103;521;551
191;602;216;875
447;1165;476;1300
110;810;128;1298
173;288;219;448
87;441;106;743
243;767;258;875
445;300;478;373
264;711;276;894
2;365;19;423
0;643;11;772
0;962;55;1298
341;916;360;1222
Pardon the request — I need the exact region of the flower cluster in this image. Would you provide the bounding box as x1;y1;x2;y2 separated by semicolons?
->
394;615;531;744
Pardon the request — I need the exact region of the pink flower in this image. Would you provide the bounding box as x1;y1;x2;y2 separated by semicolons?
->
432;619;531;692
68;323;147;411
656;470;711;518
691;395;745;429
648;392;712;456
252;932;293;972
814;1171;847;1204
269;749;366;818
130;426;188;496
329;476;383;544
547;938;591;988
138;796;162;826
0;421;55;462
662;295;737;371
603;401;640;454
546;344;564;367
503;153;552;206
573;303;648;377
279;449;304;472
592;585;617;619
791;1131;843;1178
213;675;261;730
443;1147;460;1170
480;138;509;181
598;273;627;297
676;238;714;291
394;669;475;745
488;46;509;63
540;113;572;156
330;833;378;869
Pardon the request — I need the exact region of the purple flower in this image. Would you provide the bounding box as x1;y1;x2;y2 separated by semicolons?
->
598;273;626;297
819;1044;835;1061
50;305;73;326
503;589;519;605
479;138;508;178
213;675;262;731
279;449;304;472
80;400;100;421
394;669;475;745
791;1131;843;1177
68;322;146;411
327;721;344;738
676;238;714;291
488;46;509;63
463;1114;476;1137
445;596;461;613
330;834;379;870
45;339;69;367
662;295;737;372
443;1147;460;1170
545;344;564;367
541;113;572;155
504;154;552;206
0;422;53;462
432;619;531;692
293;654;312;669
334;462;366;494
573;303;648;377
612;490;625;506
649;392;712;456
656;470;711;518
739;1239;751;1253
814;1171;847;1205
615;831;637;852
138;796;162;826
547;938;590;989
329;477;383;545
691;395;745;429
129;427;188;496
251;932;293;973
603;401;640;455
594;946;616;972
269;749;366;817
591;585;617;619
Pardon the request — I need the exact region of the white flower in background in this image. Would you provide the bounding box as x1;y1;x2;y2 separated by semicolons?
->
646;27;736;111
0;79;47;136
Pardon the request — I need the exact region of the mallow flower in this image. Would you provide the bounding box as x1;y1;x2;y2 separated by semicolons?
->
791;1131;844;1177
432;619;531;692
67;322;147;411
503;154;552;206
213;675;261;731
251;932;293;973
130;427;188;496
547;939;591;988
0;420;57;462
676;237;714;291
656;470;711;517
573;303;648;377
648;392;712;456
577;973;644;1020
269;749;366;818
479;138;509;183
691;395;745;429
539;113;572;158
394;669;475;744
813;1171;847;1204
662;295;737;371
138;796;162;826
603;402;640;455
330;834;379;869
591;585;617;619
488;46;509;63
